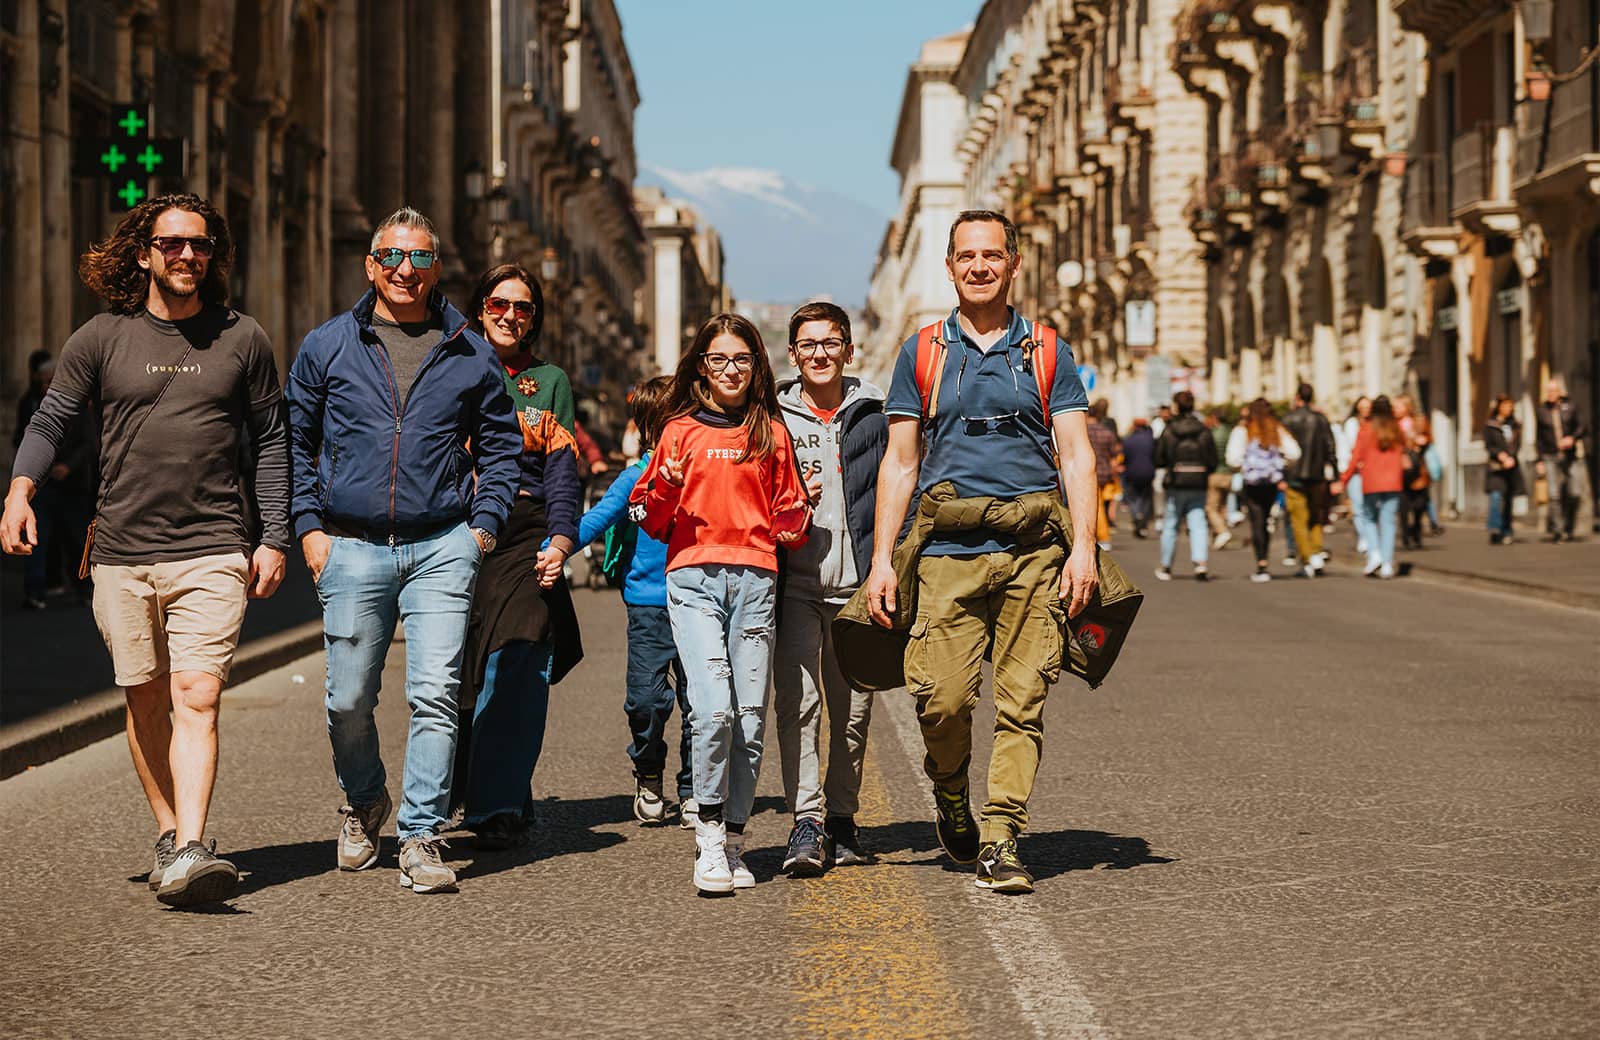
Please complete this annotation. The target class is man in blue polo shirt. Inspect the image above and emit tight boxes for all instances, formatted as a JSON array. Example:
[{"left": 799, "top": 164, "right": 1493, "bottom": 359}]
[{"left": 865, "top": 210, "right": 1097, "bottom": 894}]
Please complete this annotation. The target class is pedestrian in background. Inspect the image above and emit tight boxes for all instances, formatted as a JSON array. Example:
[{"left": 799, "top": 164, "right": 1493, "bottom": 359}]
[
  {"left": 773, "top": 301, "right": 886, "bottom": 876},
  {"left": 1227, "top": 398, "right": 1301, "bottom": 583},
  {"left": 1339, "top": 396, "right": 1374, "bottom": 555},
  {"left": 1282, "top": 382, "right": 1337, "bottom": 577},
  {"left": 454, "top": 264, "right": 584, "bottom": 850},
  {"left": 287, "top": 206, "right": 523, "bottom": 895},
  {"left": 1087, "top": 398, "right": 1123, "bottom": 549},
  {"left": 1483, "top": 394, "right": 1523, "bottom": 545},
  {"left": 576, "top": 376, "right": 691, "bottom": 826},
  {"left": 1400, "top": 415, "right": 1436, "bottom": 551},
  {"left": 1154, "top": 391, "right": 1216, "bottom": 581},
  {"left": 3, "top": 193, "right": 290, "bottom": 907},
  {"left": 1535, "top": 377, "right": 1587, "bottom": 542},
  {"left": 630, "top": 313, "right": 811, "bottom": 895},
  {"left": 13, "top": 352, "right": 97, "bottom": 608},
  {"left": 1338, "top": 395, "right": 1405, "bottom": 577},
  {"left": 1204, "top": 408, "right": 1237, "bottom": 549},
  {"left": 1121, "top": 417, "right": 1156, "bottom": 539}
]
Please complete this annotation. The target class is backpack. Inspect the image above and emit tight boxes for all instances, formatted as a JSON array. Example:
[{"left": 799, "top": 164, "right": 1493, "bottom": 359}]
[
  {"left": 1170, "top": 426, "right": 1212, "bottom": 478},
  {"left": 1241, "top": 439, "right": 1285, "bottom": 485},
  {"left": 600, "top": 518, "right": 637, "bottom": 586},
  {"left": 1403, "top": 448, "right": 1430, "bottom": 491},
  {"left": 913, "top": 319, "right": 1060, "bottom": 460}
]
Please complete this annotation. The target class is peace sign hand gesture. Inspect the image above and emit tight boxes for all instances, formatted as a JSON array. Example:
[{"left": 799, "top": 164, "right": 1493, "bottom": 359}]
[{"left": 658, "top": 435, "right": 687, "bottom": 487}]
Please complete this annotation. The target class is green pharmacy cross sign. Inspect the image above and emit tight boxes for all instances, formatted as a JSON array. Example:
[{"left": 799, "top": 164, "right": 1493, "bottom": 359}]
[{"left": 73, "top": 102, "right": 186, "bottom": 211}]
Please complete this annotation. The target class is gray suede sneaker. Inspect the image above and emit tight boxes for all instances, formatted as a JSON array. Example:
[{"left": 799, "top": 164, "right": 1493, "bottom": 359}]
[
  {"left": 148, "top": 829, "right": 178, "bottom": 891},
  {"left": 156, "top": 840, "right": 240, "bottom": 907},
  {"left": 337, "top": 789, "right": 392, "bottom": 871},
  {"left": 398, "top": 835, "right": 457, "bottom": 894}
]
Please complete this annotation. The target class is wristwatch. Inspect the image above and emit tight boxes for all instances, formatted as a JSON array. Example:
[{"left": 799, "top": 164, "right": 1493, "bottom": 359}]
[{"left": 470, "top": 527, "right": 497, "bottom": 555}]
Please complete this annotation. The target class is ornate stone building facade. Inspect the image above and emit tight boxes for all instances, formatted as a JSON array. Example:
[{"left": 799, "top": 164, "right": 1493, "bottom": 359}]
[
  {"left": 0, "top": 0, "right": 649, "bottom": 461},
  {"left": 635, "top": 184, "right": 731, "bottom": 376}
]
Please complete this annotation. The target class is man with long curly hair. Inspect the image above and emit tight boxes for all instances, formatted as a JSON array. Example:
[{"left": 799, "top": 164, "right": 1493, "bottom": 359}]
[{"left": 2, "top": 193, "right": 291, "bottom": 908}]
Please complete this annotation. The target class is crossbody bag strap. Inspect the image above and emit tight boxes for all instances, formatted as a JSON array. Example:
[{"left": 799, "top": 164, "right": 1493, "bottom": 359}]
[{"left": 78, "top": 342, "right": 194, "bottom": 578}]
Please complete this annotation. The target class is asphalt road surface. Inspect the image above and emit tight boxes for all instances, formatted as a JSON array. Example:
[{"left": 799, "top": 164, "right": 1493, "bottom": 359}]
[{"left": 2, "top": 536, "right": 1595, "bottom": 1039}]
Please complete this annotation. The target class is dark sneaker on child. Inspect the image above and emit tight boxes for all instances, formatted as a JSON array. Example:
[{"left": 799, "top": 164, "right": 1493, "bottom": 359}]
[
  {"left": 148, "top": 828, "right": 178, "bottom": 891},
  {"left": 933, "top": 785, "right": 980, "bottom": 865},
  {"left": 824, "top": 815, "right": 874, "bottom": 866},
  {"left": 633, "top": 774, "right": 668, "bottom": 825},
  {"left": 337, "top": 789, "right": 393, "bottom": 871},
  {"left": 782, "top": 817, "right": 826, "bottom": 877},
  {"left": 398, "top": 835, "right": 457, "bottom": 894},
  {"left": 471, "top": 811, "right": 530, "bottom": 851},
  {"left": 975, "top": 838, "right": 1034, "bottom": 894},
  {"left": 156, "top": 839, "right": 240, "bottom": 907}
]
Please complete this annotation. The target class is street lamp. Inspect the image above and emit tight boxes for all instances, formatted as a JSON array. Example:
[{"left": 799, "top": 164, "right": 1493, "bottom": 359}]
[
  {"left": 463, "top": 159, "right": 486, "bottom": 202},
  {"left": 540, "top": 247, "right": 561, "bottom": 284},
  {"left": 486, "top": 185, "right": 510, "bottom": 226},
  {"left": 1519, "top": 0, "right": 1553, "bottom": 44}
]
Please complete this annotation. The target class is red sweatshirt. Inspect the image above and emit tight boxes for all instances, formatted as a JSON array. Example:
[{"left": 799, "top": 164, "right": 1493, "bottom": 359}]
[
  {"left": 629, "top": 413, "right": 811, "bottom": 573},
  {"left": 1341, "top": 424, "right": 1405, "bottom": 493}
]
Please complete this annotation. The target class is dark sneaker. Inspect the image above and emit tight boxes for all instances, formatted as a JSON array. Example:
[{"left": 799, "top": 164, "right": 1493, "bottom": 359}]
[
  {"left": 148, "top": 829, "right": 178, "bottom": 891},
  {"left": 471, "top": 811, "right": 531, "bottom": 851},
  {"left": 782, "top": 817, "right": 827, "bottom": 877},
  {"left": 337, "top": 789, "right": 392, "bottom": 871},
  {"left": 825, "top": 815, "right": 874, "bottom": 866},
  {"left": 975, "top": 838, "right": 1034, "bottom": 894},
  {"left": 398, "top": 835, "right": 457, "bottom": 894},
  {"left": 156, "top": 839, "right": 240, "bottom": 907},
  {"left": 933, "top": 785, "right": 980, "bottom": 865}
]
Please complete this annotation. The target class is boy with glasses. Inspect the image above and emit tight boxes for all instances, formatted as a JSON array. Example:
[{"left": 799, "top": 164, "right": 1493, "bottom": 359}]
[
  {"left": 3, "top": 193, "right": 290, "bottom": 908},
  {"left": 773, "top": 302, "right": 888, "bottom": 874}
]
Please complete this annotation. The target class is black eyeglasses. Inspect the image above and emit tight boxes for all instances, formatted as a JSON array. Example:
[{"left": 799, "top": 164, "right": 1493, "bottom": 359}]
[
  {"left": 370, "top": 248, "right": 437, "bottom": 270},
  {"left": 793, "top": 337, "right": 847, "bottom": 358},
  {"left": 149, "top": 236, "right": 215, "bottom": 260},
  {"left": 955, "top": 347, "right": 1023, "bottom": 435},
  {"left": 703, "top": 354, "right": 755, "bottom": 373}
]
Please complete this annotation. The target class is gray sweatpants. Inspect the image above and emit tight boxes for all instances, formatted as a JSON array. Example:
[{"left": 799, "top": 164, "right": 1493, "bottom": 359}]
[{"left": 772, "top": 595, "right": 875, "bottom": 822}]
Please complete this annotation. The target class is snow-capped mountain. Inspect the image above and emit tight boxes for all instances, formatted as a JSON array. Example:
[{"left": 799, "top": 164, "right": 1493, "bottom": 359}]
[{"left": 640, "top": 165, "right": 885, "bottom": 308}]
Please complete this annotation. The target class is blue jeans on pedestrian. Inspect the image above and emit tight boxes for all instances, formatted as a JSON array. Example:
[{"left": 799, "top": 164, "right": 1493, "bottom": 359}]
[
  {"left": 666, "top": 563, "right": 777, "bottom": 826},
  {"left": 1161, "top": 487, "right": 1210, "bottom": 569},
  {"left": 463, "top": 639, "right": 552, "bottom": 826},
  {"left": 317, "top": 522, "right": 482, "bottom": 840},
  {"left": 1361, "top": 491, "right": 1401, "bottom": 567},
  {"left": 1487, "top": 489, "right": 1514, "bottom": 538},
  {"left": 1347, "top": 473, "right": 1375, "bottom": 551},
  {"left": 625, "top": 603, "right": 692, "bottom": 800}
]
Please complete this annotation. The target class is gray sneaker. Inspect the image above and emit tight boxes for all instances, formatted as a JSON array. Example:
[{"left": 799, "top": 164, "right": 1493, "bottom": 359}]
[
  {"left": 156, "top": 839, "right": 240, "bottom": 907},
  {"left": 337, "top": 789, "right": 392, "bottom": 871},
  {"left": 148, "top": 829, "right": 178, "bottom": 891},
  {"left": 398, "top": 835, "right": 458, "bottom": 894}
]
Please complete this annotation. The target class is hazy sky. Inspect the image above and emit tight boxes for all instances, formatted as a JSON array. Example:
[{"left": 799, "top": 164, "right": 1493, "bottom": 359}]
[{"left": 615, "top": 0, "right": 980, "bottom": 213}]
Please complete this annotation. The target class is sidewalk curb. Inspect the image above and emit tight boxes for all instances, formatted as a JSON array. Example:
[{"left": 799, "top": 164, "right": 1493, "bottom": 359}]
[
  {"left": 1330, "top": 552, "right": 1600, "bottom": 613},
  {"left": 0, "top": 620, "right": 325, "bottom": 780}
]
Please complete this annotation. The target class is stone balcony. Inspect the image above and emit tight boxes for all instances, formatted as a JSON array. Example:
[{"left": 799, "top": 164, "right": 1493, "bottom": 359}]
[
  {"left": 1451, "top": 122, "right": 1521, "bottom": 236},
  {"left": 1515, "top": 65, "right": 1600, "bottom": 212},
  {"left": 1394, "top": 0, "right": 1508, "bottom": 44},
  {"left": 1401, "top": 153, "right": 1459, "bottom": 258}
]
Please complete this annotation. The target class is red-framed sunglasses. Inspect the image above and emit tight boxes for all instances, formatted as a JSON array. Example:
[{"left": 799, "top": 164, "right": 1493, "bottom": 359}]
[{"left": 483, "top": 297, "right": 535, "bottom": 319}]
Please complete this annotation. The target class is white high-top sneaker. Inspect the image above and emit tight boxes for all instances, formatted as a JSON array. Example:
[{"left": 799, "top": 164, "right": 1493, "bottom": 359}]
[
  {"left": 724, "top": 830, "right": 756, "bottom": 889},
  {"left": 693, "top": 818, "right": 734, "bottom": 894}
]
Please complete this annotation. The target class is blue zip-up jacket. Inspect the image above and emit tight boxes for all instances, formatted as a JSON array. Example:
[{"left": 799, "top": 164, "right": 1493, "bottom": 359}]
[
  {"left": 286, "top": 289, "right": 522, "bottom": 540},
  {"left": 577, "top": 458, "right": 668, "bottom": 607}
]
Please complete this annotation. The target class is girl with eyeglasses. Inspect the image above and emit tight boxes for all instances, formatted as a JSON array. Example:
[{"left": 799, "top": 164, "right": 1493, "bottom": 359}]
[
  {"left": 629, "top": 313, "right": 812, "bottom": 895},
  {"left": 452, "top": 263, "right": 584, "bottom": 849}
]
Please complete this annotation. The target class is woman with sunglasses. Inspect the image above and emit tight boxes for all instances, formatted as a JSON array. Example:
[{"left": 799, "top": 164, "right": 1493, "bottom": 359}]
[
  {"left": 630, "top": 314, "right": 812, "bottom": 894},
  {"left": 453, "top": 264, "right": 584, "bottom": 849}
]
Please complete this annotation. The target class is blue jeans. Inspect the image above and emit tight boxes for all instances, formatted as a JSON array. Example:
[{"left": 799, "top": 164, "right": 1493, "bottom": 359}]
[
  {"left": 1347, "top": 473, "right": 1375, "bottom": 550},
  {"left": 1487, "top": 489, "right": 1514, "bottom": 538},
  {"left": 317, "top": 522, "right": 482, "bottom": 840},
  {"left": 625, "top": 603, "right": 692, "bottom": 800},
  {"left": 1361, "top": 491, "right": 1401, "bottom": 566},
  {"left": 463, "top": 640, "right": 552, "bottom": 826},
  {"left": 666, "top": 564, "right": 777, "bottom": 826},
  {"left": 1161, "top": 488, "right": 1210, "bottom": 568}
]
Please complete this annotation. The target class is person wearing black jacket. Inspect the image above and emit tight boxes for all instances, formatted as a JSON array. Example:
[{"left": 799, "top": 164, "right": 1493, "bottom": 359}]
[
  {"left": 1153, "top": 390, "right": 1217, "bottom": 580},
  {"left": 1534, "top": 378, "right": 1587, "bottom": 541},
  {"left": 1483, "top": 394, "right": 1524, "bottom": 544},
  {"left": 1121, "top": 418, "right": 1157, "bottom": 538},
  {"left": 1281, "top": 383, "right": 1338, "bottom": 576}
]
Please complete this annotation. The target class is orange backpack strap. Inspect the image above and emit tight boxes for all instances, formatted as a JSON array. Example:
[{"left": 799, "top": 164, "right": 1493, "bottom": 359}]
[
  {"left": 1031, "top": 322, "right": 1059, "bottom": 427},
  {"left": 913, "top": 322, "right": 947, "bottom": 422}
]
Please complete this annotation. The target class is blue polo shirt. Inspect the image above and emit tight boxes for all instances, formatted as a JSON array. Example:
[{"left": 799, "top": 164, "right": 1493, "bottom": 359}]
[{"left": 885, "top": 307, "right": 1088, "bottom": 555}]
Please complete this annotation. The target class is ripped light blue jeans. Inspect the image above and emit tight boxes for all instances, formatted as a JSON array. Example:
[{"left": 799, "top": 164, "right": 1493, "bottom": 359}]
[{"left": 666, "top": 563, "right": 777, "bottom": 826}]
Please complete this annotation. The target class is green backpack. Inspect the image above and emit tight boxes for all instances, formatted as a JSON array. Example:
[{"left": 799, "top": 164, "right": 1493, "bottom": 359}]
[{"left": 600, "top": 518, "right": 637, "bottom": 586}]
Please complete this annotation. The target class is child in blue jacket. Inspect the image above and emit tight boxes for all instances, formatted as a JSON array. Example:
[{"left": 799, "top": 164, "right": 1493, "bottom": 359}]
[{"left": 575, "top": 376, "right": 693, "bottom": 825}]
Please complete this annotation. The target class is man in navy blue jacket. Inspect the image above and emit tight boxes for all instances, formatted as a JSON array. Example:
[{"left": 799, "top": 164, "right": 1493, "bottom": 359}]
[{"left": 287, "top": 207, "right": 521, "bottom": 894}]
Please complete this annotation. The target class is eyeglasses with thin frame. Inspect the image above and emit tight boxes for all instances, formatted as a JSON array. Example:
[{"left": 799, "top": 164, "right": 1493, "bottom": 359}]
[
  {"left": 370, "top": 247, "right": 438, "bottom": 270},
  {"left": 792, "top": 337, "right": 847, "bottom": 358},
  {"left": 150, "top": 236, "right": 215, "bottom": 261},
  {"left": 483, "top": 297, "right": 535, "bottom": 320},
  {"left": 955, "top": 347, "right": 1023, "bottom": 435},
  {"left": 703, "top": 353, "right": 755, "bottom": 373}
]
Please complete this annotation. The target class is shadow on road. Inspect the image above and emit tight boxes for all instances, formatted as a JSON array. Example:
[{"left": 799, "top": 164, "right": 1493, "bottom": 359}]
[
  {"left": 863, "top": 820, "right": 1173, "bottom": 881},
  {"left": 451, "top": 794, "right": 632, "bottom": 881}
]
